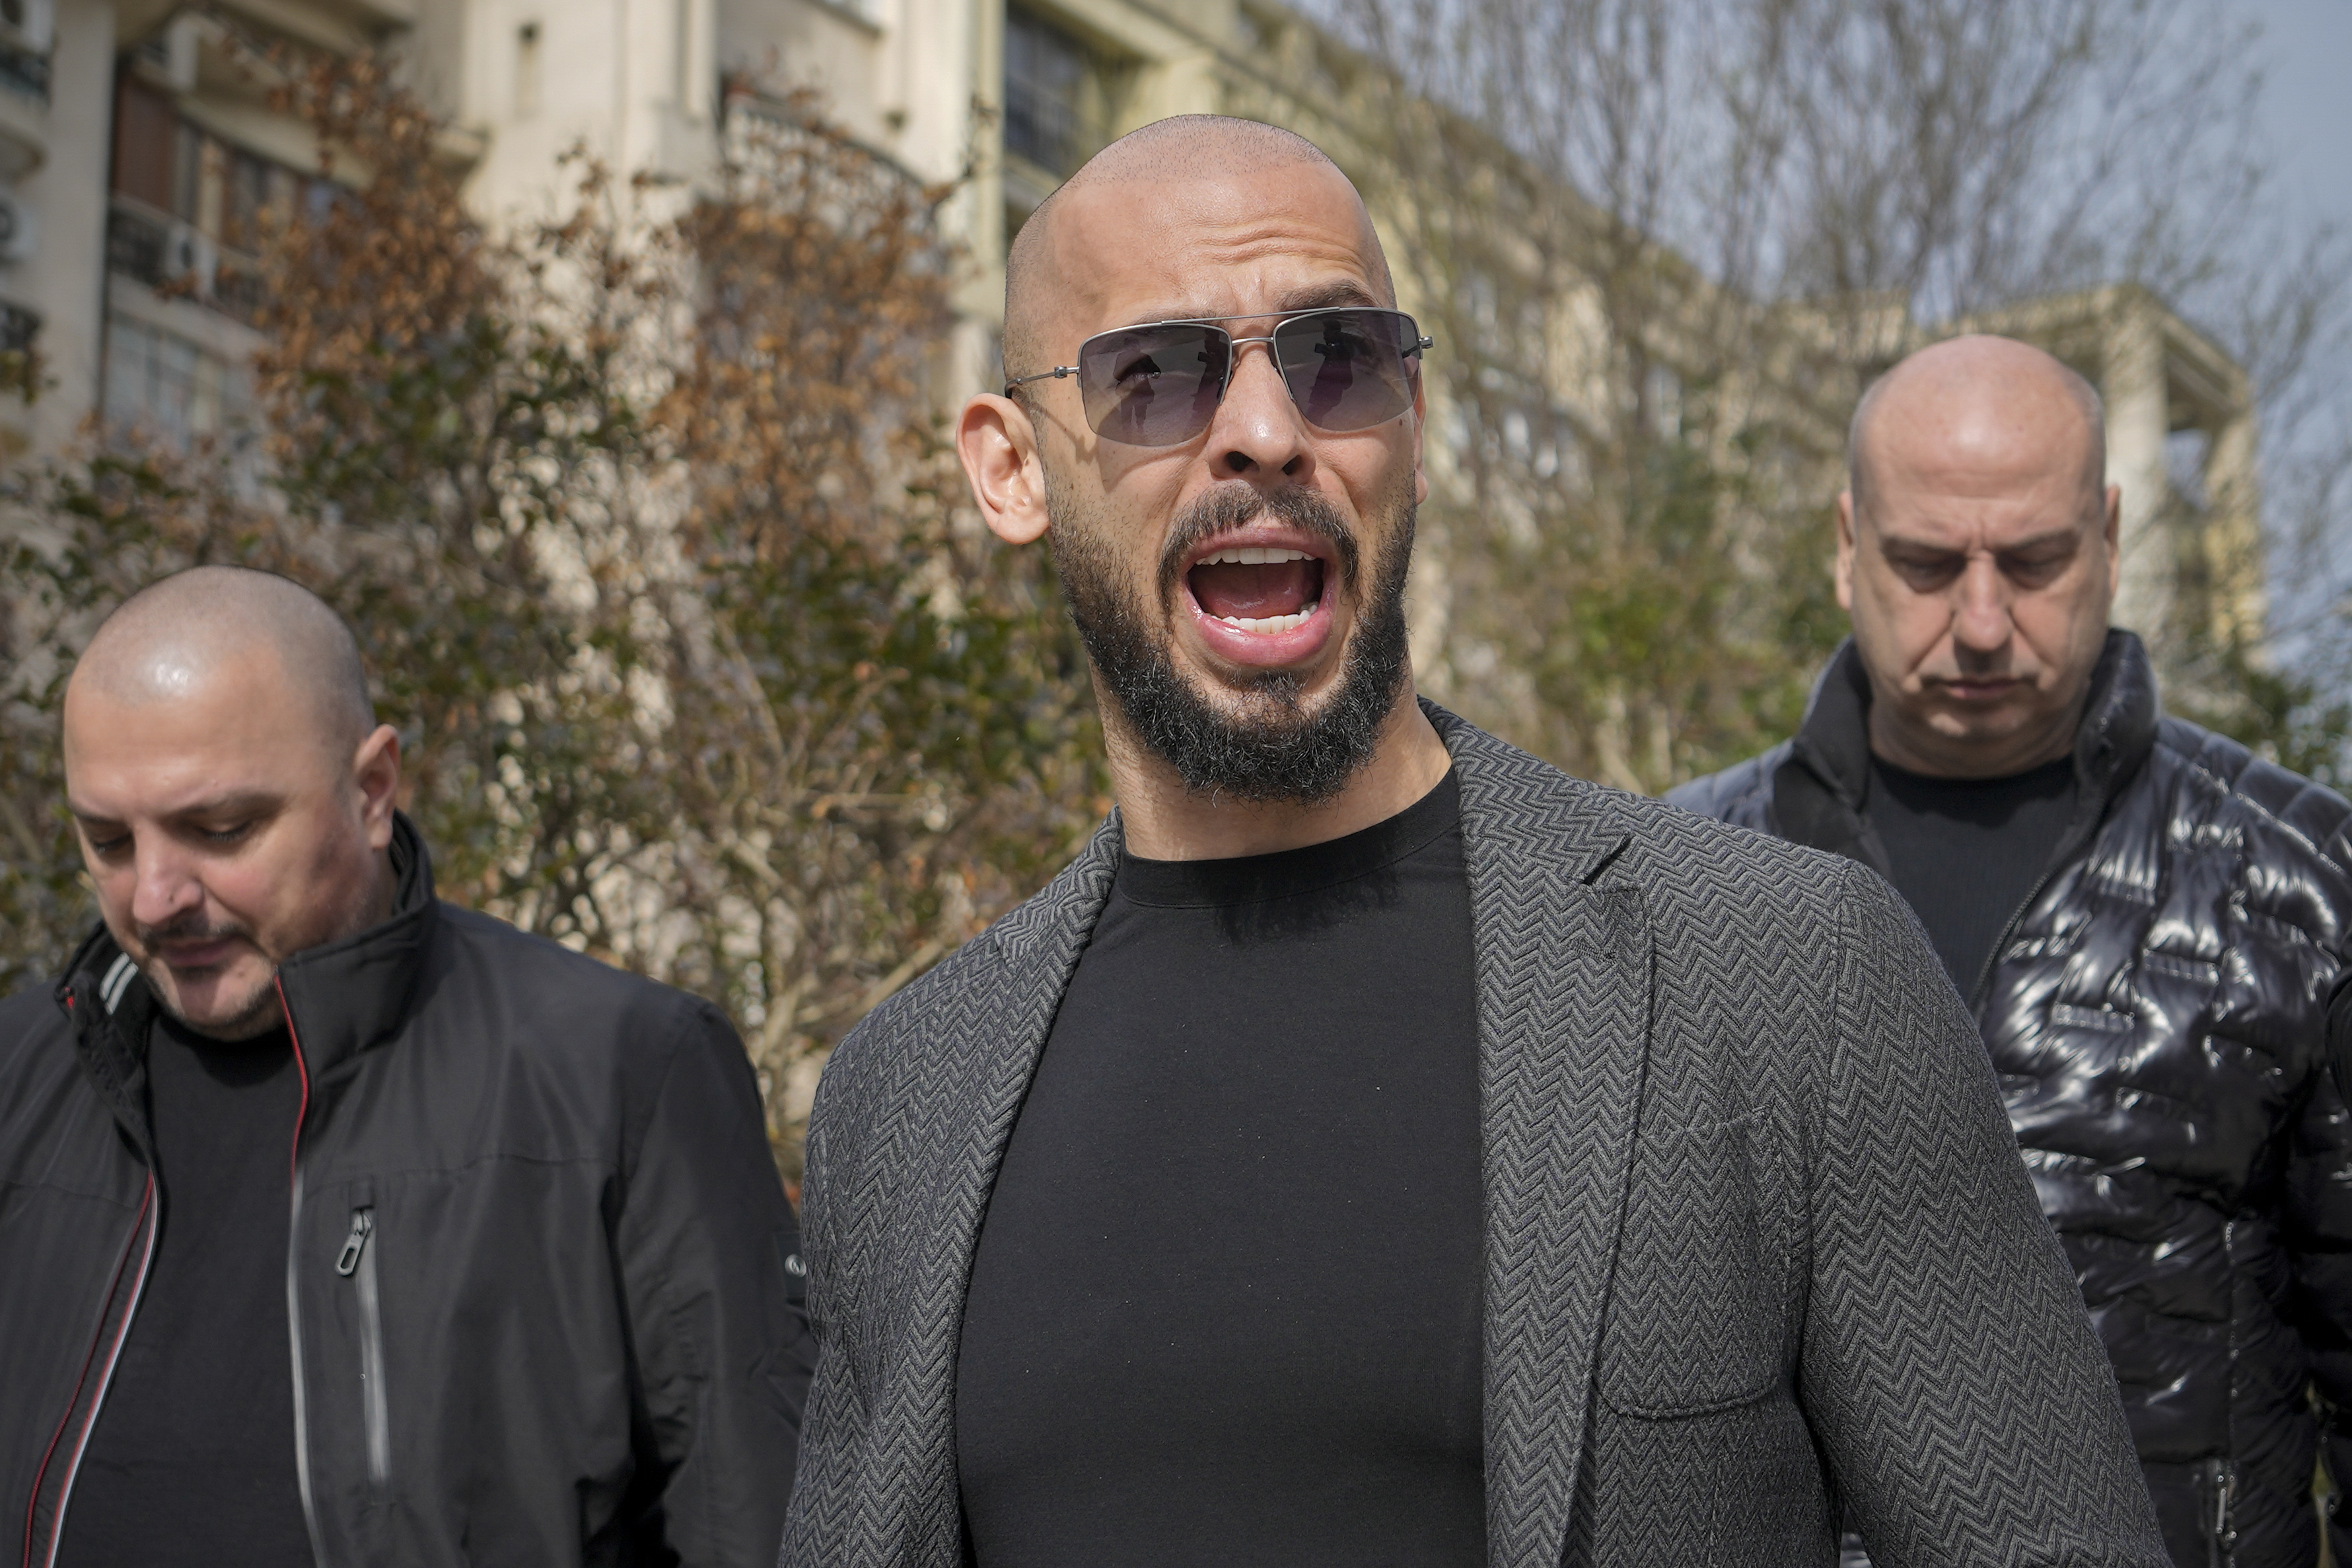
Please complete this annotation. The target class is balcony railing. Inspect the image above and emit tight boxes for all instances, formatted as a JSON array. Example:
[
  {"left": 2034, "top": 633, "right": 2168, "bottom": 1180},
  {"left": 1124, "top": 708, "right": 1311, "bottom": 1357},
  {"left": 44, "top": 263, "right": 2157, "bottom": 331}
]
[
  {"left": 0, "top": 42, "right": 48, "bottom": 104},
  {"left": 106, "top": 195, "right": 266, "bottom": 328}
]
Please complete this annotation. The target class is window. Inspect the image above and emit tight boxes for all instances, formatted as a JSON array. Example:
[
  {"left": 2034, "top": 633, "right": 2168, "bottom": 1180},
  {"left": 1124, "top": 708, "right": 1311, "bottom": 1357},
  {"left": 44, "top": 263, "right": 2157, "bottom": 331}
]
[
  {"left": 516, "top": 22, "right": 542, "bottom": 118},
  {"left": 111, "top": 77, "right": 178, "bottom": 213},
  {"left": 1003, "top": 9, "right": 1089, "bottom": 177},
  {"left": 101, "top": 316, "right": 252, "bottom": 447},
  {"left": 109, "top": 83, "right": 324, "bottom": 325},
  {"left": 0, "top": 0, "right": 54, "bottom": 48}
]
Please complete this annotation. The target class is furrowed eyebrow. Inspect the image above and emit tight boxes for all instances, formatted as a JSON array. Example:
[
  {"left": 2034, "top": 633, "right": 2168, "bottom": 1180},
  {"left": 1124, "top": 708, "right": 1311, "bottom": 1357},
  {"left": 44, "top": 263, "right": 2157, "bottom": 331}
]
[
  {"left": 1273, "top": 279, "right": 1382, "bottom": 314},
  {"left": 1877, "top": 528, "right": 2081, "bottom": 559},
  {"left": 169, "top": 792, "right": 281, "bottom": 821},
  {"left": 69, "top": 792, "right": 281, "bottom": 834},
  {"left": 1995, "top": 530, "right": 2082, "bottom": 556},
  {"left": 1876, "top": 535, "right": 1966, "bottom": 559}
]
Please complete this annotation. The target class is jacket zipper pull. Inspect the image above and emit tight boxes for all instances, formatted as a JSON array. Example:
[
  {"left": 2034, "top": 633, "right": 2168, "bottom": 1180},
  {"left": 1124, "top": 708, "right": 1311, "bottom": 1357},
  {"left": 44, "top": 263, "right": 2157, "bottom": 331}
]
[{"left": 335, "top": 1209, "right": 373, "bottom": 1277}]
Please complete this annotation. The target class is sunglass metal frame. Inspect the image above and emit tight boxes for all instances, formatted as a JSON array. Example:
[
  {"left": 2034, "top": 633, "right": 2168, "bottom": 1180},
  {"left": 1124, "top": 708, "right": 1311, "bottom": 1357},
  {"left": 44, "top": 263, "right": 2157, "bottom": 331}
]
[{"left": 1005, "top": 306, "right": 1433, "bottom": 447}]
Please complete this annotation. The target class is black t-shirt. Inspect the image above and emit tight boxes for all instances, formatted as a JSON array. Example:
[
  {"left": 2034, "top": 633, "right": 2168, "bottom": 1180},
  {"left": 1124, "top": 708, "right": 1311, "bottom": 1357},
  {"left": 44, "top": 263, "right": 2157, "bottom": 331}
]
[
  {"left": 56, "top": 1010, "right": 313, "bottom": 1568},
  {"left": 1867, "top": 753, "right": 2079, "bottom": 996},
  {"left": 956, "top": 771, "right": 1485, "bottom": 1567}
]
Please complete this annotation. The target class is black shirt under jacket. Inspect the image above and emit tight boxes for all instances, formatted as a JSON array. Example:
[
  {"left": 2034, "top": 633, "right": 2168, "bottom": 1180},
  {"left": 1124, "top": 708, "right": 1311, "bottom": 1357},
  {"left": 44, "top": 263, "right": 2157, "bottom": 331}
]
[
  {"left": 56, "top": 1013, "right": 313, "bottom": 1568},
  {"left": 955, "top": 770, "right": 1485, "bottom": 1568},
  {"left": 1867, "top": 753, "right": 2077, "bottom": 993}
]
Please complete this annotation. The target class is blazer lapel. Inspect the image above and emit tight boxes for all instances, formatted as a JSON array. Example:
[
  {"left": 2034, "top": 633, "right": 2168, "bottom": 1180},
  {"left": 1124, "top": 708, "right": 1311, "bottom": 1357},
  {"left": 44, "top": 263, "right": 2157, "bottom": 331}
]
[
  {"left": 1435, "top": 705, "right": 1655, "bottom": 1568},
  {"left": 870, "top": 814, "right": 1122, "bottom": 1561}
]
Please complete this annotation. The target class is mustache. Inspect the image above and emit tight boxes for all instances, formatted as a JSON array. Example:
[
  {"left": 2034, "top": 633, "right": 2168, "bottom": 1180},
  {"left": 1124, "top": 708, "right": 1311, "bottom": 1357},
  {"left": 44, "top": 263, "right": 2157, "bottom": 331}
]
[
  {"left": 135, "top": 914, "right": 252, "bottom": 953},
  {"left": 1157, "top": 485, "right": 1361, "bottom": 609}
]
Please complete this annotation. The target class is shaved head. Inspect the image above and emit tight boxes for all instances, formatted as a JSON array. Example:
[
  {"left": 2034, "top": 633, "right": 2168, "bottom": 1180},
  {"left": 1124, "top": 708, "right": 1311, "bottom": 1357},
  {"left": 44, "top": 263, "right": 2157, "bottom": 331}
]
[
  {"left": 957, "top": 105, "right": 1439, "bottom": 853},
  {"left": 1849, "top": 335, "right": 2106, "bottom": 521},
  {"left": 1003, "top": 116, "right": 1393, "bottom": 389},
  {"left": 61, "top": 567, "right": 399, "bottom": 1038},
  {"left": 71, "top": 566, "right": 374, "bottom": 753},
  {"left": 1833, "top": 332, "right": 2123, "bottom": 779}
]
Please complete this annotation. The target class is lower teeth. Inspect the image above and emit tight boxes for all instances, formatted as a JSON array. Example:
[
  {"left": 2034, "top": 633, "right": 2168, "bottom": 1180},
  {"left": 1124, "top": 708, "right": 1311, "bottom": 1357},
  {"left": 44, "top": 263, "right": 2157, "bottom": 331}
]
[{"left": 1218, "top": 600, "right": 1318, "bottom": 634}]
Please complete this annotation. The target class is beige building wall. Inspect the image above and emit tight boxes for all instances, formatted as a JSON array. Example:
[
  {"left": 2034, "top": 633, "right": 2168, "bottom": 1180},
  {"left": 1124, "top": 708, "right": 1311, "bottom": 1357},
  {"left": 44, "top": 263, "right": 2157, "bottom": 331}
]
[
  {"left": 8, "top": 2, "right": 117, "bottom": 457},
  {"left": 13, "top": 0, "right": 2273, "bottom": 663}
]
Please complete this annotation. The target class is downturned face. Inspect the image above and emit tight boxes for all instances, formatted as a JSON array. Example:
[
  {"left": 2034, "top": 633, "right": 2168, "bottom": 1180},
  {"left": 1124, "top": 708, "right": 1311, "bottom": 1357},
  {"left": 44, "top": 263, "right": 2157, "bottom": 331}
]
[
  {"left": 1837, "top": 369, "right": 2118, "bottom": 778},
  {"left": 62, "top": 647, "right": 396, "bottom": 1038},
  {"left": 1018, "top": 161, "right": 1429, "bottom": 799}
]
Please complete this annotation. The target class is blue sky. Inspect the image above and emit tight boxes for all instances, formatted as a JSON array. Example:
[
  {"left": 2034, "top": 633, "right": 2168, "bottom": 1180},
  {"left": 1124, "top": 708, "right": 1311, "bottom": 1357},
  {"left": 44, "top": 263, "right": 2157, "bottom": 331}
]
[{"left": 2244, "top": 0, "right": 2352, "bottom": 240}]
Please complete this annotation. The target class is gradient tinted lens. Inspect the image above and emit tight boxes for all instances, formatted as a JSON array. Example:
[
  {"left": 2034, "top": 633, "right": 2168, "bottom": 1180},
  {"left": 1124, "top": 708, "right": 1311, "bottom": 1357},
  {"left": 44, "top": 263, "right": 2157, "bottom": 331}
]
[
  {"left": 1274, "top": 310, "right": 1419, "bottom": 432},
  {"left": 1078, "top": 324, "right": 1232, "bottom": 447}
]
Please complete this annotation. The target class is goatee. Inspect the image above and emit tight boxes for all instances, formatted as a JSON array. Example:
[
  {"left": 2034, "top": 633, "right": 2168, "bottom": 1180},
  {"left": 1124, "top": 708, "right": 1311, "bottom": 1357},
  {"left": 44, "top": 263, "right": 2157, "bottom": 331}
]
[{"left": 1049, "top": 483, "right": 1414, "bottom": 806}]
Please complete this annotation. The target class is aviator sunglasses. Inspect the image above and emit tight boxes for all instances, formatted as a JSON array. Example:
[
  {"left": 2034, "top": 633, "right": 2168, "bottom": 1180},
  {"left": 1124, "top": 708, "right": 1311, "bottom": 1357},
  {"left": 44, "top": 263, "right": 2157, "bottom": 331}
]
[{"left": 1007, "top": 307, "right": 1433, "bottom": 448}]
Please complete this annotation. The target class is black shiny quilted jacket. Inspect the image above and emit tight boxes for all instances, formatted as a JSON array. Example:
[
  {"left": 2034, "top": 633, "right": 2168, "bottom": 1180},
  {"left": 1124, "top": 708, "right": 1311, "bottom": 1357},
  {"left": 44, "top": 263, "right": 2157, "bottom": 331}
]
[{"left": 1669, "top": 631, "right": 2352, "bottom": 1568}]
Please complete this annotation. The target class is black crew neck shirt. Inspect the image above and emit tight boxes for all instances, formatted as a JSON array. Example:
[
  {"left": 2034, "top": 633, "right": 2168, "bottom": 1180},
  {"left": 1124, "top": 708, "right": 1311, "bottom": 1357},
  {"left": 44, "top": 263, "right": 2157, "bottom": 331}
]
[
  {"left": 955, "top": 771, "right": 1485, "bottom": 1568},
  {"left": 56, "top": 1009, "right": 313, "bottom": 1568},
  {"left": 1867, "top": 752, "right": 2079, "bottom": 996}
]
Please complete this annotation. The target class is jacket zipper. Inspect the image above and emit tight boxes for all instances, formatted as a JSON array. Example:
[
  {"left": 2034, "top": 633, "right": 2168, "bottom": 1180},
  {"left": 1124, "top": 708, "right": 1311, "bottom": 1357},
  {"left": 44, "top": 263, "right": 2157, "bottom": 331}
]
[
  {"left": 2205, "top": 1455, "right": 2236, "bottom": 1567},
  {"left": 277, "top": 975, "right": 330, "bottom": 1568},
  {"left": 28, "top": 1172, "right": 159, "bottom": 1568},
  {"left": 335, "top": 1209, "right": 390, "bottom": 1487}
]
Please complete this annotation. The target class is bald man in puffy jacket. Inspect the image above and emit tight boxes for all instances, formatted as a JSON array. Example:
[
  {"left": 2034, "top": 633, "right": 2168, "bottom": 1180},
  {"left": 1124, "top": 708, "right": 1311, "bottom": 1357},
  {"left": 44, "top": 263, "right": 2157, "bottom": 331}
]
[{"left": 1672, "top": 336, "right": 2352, "bottom": 1568}]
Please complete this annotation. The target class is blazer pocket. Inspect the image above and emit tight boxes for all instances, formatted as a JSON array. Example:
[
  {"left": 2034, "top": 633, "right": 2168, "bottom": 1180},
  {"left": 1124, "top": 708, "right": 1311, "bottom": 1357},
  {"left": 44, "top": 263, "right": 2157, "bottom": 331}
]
[{"left": 1599, "top": 1111, "right": 1789, "bottom": 1417}]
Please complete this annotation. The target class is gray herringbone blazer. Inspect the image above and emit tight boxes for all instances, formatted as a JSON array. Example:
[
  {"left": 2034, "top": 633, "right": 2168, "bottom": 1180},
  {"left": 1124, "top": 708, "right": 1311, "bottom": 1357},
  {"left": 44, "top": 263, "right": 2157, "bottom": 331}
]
[{"left": 777, "top": 706, "right": 2167, "bottom": 1568}]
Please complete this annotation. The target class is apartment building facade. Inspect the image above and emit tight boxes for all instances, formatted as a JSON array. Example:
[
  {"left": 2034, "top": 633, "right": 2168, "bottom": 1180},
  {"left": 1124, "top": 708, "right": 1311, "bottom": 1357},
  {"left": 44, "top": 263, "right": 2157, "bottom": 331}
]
[{"left": 0, "top": 0, "right": 2266, "bottom": 652}]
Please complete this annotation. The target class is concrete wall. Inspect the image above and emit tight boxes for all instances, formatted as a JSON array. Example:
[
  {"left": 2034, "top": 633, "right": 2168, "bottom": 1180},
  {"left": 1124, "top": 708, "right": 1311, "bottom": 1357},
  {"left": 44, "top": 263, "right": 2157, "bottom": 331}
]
[{"left": 5, "top": 1, "right": 116, "bottom": 455}]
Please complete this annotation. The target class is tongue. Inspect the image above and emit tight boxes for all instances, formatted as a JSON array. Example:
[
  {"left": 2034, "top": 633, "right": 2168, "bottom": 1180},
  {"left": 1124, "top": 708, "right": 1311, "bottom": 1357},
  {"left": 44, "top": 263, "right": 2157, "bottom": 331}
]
[{"left": 1190, "top": 560, "right": 1320, "bottom": 620}]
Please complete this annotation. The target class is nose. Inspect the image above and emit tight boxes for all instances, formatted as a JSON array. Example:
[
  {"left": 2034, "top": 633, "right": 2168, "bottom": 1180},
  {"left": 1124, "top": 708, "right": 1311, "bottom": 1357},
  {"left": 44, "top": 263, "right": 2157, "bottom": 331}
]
[
  {"left": 129, "top": 838, "right": 205, "bottom": 933},
  {"left": 1950, "top": 553, "right": 2013, "bottom": 657},
  {"left": 1208, "top": 339, "right": 1314, "bottom": 483}
]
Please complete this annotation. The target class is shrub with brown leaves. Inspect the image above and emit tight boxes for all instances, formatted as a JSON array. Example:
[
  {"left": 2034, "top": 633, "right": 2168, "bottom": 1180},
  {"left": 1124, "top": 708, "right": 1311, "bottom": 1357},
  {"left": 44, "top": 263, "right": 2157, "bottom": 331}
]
[{"left": 0, "top": 55, "right": 1103, "bottom": 1183}]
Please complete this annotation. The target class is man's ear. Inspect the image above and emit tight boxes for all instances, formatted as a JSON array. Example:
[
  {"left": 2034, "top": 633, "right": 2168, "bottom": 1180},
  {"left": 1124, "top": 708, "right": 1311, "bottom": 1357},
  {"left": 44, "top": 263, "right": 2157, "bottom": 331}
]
[
  {"left": 353, "top": 723, "right": 402, "bottom": 852},
  {"left": 957, "top": 394, "right": 1050, "bottom": 546},
  {"left": 1834, "top": 490, "right": 1859, "bottom": 614}
]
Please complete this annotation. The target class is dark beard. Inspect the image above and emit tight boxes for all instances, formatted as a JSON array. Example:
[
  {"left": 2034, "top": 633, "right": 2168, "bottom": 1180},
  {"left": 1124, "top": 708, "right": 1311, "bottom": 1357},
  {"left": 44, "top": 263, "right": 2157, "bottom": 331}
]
[{"left": 1049, "top": 482, "right": 1415, "bottom": 806}]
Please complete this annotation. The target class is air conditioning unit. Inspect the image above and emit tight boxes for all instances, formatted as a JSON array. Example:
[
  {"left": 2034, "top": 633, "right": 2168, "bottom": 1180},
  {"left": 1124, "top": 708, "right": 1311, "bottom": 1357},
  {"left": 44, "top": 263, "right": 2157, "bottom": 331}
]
[
  {"left": 0, "top": 0, "right": 55, "bottom": 57},
  {"left": 0, "top": 190, "right": 31, "bottom": 263},
  {"left": 164, "top": 222, "right": 217, "bottom": 295}
]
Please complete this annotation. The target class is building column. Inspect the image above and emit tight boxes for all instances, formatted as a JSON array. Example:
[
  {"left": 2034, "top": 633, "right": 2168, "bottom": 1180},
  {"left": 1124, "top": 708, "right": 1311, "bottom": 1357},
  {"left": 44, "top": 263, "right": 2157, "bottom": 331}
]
[
  {"left": 2102, "top": 295, "right": 2172, "bottom": 639},
  {"left": 2202, "top": 406, "right": 2265, "bottom": 653},
  {"left": 17, "top": 0, "right": 116, "bottom": 454}
]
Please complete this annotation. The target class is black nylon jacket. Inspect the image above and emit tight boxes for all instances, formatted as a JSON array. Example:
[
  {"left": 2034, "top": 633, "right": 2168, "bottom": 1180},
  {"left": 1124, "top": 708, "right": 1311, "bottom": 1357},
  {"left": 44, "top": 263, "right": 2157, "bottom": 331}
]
[
  {"left": 1, "top": 816, "right": 814, "bottom": 1568},
  {"left": 1668, "top": 631, "right": 2352, "bottom": 1568}
]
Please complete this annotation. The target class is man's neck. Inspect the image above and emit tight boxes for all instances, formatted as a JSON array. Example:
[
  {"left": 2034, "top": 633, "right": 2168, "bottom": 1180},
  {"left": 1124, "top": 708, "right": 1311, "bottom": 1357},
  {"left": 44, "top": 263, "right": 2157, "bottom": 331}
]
[
  {"left": 1106, "top": 687, "right": 1454, "bottom": 861},
  {"left": 1865, "top": 699, "right": 2085, "bottom": 781}
]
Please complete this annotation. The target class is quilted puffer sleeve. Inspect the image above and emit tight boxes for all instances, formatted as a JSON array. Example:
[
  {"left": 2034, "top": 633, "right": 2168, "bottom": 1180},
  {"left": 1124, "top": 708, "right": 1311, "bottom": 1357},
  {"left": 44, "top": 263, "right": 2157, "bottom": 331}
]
[
  {"left": 2287, "top": 978, "right": 2352, "bottom": 1557},
  {"left": 1800, "top": 863, "right": 2168, "bottom": 1567}
]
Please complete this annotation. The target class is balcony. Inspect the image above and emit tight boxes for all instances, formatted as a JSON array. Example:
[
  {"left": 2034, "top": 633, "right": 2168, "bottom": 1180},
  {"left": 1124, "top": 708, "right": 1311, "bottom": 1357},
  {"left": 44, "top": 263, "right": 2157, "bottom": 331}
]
[
  {"left": 106, "top": 195, "right": 267, "bottom": 328},
  {"left": 0, "top": 40, "right": 45, "bottom": 102}
]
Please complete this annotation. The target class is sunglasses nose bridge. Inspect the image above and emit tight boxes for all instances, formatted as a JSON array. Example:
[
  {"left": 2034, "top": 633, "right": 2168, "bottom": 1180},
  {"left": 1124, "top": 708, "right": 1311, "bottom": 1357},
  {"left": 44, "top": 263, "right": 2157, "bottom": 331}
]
[{"left": 1215, "top": 334, "right": 1308, "bottom": 431}]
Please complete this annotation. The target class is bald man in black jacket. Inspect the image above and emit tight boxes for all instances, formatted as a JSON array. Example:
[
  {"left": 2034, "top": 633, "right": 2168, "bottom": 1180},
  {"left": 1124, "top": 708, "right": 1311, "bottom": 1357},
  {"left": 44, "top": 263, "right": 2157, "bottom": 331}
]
[{"left": 1, "top": 565, "right": 812, "bottom": 1568}]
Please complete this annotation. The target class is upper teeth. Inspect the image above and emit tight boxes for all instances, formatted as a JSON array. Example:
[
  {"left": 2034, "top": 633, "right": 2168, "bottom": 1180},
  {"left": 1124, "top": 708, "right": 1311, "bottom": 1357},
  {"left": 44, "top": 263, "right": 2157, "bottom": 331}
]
[{"left": 1199, "top": 547, "right": 1312, "bottom": 565}]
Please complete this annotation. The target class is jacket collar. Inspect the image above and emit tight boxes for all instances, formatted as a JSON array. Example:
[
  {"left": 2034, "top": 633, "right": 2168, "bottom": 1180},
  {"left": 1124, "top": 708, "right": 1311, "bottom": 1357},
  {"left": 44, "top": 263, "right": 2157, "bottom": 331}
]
[
  {"left": 275, "top": 812, "right": 437, "bottom": 1080},
  {"left": 915, "top": 703, "right": 1651, "bottom": 1568},
  {"left": 53, "top": 812, "right": 441, "bottom": 1111},
  {"left": 1777, "top": 628, "right": 2160, "bottom": 858}
]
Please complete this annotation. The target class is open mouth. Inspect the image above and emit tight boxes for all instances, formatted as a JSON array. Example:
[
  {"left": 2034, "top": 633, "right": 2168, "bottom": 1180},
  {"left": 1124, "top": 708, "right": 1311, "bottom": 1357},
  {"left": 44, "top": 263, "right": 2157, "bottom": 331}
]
[{"left": 1186, "top": 546, "right": 1327, "bottom": 635}]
